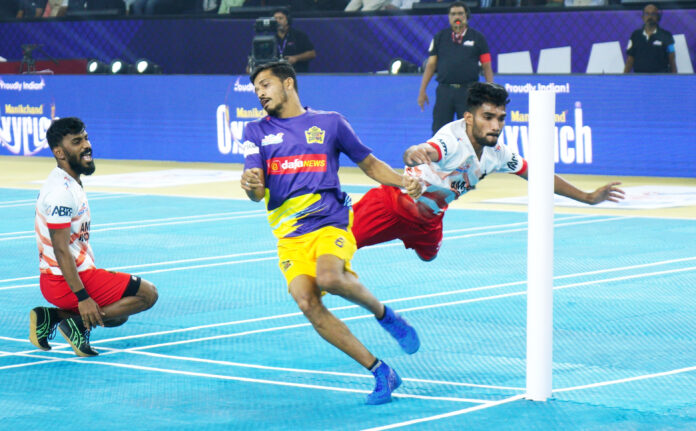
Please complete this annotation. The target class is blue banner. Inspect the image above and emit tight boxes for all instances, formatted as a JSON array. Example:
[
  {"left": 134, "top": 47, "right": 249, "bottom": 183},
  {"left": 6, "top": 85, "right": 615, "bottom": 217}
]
[{"left": 1, "top": 74, "right": 694, "bottom": 177}]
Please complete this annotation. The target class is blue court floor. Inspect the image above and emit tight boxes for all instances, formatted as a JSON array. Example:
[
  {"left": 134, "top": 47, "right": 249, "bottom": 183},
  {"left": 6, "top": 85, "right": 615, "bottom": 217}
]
[{"left": 1, "top": 187, "right": 695, "bottom": 430}]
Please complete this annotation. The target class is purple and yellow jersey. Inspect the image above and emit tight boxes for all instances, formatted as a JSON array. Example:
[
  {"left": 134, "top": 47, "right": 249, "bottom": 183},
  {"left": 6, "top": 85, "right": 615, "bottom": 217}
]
[{"left": 242, "top": 108, "right": 372, "bottom": 239}]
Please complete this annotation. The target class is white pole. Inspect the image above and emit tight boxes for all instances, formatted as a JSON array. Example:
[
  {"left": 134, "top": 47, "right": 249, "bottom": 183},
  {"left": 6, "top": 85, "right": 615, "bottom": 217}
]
[{"left": 526, "top": 89, "right": 555, "bottom": 401}]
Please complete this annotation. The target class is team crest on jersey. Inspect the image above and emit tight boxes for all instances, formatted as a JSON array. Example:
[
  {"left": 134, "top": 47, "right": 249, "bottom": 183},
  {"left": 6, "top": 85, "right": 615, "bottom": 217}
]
[
  {"left": 304, "top": 126, "right": 325, "bottom": 144},
  {"left": 77, "top": 202, "right": 88, "bottom": 216},
  {"left": 262, "top": 133, "right": 284, "bottom": 146},
  {"left": 281, "top": 260, "right": 292, "bottom": 272}
]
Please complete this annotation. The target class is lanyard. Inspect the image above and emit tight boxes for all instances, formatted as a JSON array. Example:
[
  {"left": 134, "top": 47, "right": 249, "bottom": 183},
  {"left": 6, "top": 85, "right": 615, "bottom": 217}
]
[{"left": 278, "top": 37, "right": 288, "bottom": 57}]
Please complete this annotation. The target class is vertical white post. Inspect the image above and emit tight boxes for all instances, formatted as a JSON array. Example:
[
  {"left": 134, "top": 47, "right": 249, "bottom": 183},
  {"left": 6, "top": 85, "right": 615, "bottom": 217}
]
[{"left": 526, "top": 90, "right": 555, "bottom": 401}]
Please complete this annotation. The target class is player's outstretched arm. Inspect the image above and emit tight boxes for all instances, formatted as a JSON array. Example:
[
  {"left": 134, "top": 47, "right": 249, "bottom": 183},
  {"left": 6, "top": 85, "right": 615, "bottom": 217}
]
[
  {"left": 519, "top": 171, "right": 625, "bottom": 205},
  {"left": 357, "top": 154, "right": 405, "bottom": 189},
  {"left": 241, "top": 168, "right": 265, "bottom": 202},
  {"left": 403, "top": 143, "right": 439, "bottom": 166}
]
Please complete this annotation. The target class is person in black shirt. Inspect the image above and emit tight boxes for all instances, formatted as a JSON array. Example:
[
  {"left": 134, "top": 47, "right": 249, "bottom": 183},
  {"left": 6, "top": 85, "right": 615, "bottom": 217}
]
[
  {"left": 273, "top": 8, "right": 316, "bottom": 73},
  {"left": 624, "top": 3, "right": 677, "bottom": 74},
  {"left": 418, "top": 1, "right": 494, "bottom": 135}
]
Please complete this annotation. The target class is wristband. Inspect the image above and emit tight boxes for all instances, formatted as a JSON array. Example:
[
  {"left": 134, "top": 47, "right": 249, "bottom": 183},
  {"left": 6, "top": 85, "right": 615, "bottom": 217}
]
[{"left": 74, "top": 289, "right": 90, "bottom": 302}]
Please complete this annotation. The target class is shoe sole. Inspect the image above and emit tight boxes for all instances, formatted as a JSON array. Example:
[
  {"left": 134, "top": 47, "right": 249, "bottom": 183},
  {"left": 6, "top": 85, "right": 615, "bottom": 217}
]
[
  {"left": 58, "top": 326, "right": 98, "bottom": 357},
  {"left": 29, "top": 309, "right": 50, "bottom": 351}
]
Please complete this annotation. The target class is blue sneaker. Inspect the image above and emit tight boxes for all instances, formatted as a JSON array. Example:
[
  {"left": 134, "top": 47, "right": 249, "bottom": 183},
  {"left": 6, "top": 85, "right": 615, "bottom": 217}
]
[
  {"left": 366, "top": 361, "right": 402, "bottom": 405},
  {"left": 377, "top": 306, "right": 420, "bottom": 354}
]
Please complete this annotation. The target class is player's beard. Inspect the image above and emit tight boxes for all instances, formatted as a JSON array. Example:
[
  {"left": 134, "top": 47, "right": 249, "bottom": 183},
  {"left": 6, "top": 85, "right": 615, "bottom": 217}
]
[
  {"left": 68, "top": 149, "right": 96, "bottom": 176},
  {"left": 472, "top": 123, "right": 499, "bottom": 147},
  {"left": 265, "top": 89, "right": 289, "bottom": 118}
]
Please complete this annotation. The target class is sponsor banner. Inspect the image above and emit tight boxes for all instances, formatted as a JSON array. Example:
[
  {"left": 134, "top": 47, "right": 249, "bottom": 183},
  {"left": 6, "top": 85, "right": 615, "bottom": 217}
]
[
  {"left": 1, "top": 74, "right": 694, "bottom": 178},
  {"left": 267, "top": 154, "right": 328, "bottom": 175}
]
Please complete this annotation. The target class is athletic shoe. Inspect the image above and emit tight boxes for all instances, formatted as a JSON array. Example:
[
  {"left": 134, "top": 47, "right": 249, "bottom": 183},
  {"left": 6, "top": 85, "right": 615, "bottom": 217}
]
[
  {"left": 58, "top": 318, "right": 98, "bottom": 357},
  {"left": 377, "top": 306, "right": 420, "bottom": 354},
  {"left": 415, "top": 249, "right": 437, "bottom": 262},
  {"left": 366, "top": 361, "right": 402, "bottom": 405},
  {"left": 29, "top": 307, "right": 60, "bottom": 351}
]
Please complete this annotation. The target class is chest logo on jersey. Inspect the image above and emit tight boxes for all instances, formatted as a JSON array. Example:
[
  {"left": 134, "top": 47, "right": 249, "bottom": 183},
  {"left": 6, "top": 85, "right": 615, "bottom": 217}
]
[
  {"left": 262, "top": 133, "right": 284, "bottom": 146},
  {"left": 51, "top": 206, "right": 72, "bottom": 217},
  {"left": 463, "top": 40, "right": 475, "bottom": 47},
  {"left": 305, "top": 126, "right": 325, "bottom": 144},
  {"left": 267, "top": 154, "right": 327, "bottom": 175}
]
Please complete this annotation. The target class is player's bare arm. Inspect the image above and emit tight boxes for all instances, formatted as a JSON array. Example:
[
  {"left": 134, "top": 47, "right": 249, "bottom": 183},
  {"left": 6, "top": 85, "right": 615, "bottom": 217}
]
[
  {"left": 403, "top": 143, "right": 439, "bottom": 166},
  {"left": 48, "top": 227, "right": 104, "bottom": 330},
  {"left": 357, "top": 154, "right": 407, "bottom": 189},
  {"left": 519, "top": 171, "right": 625, "bottom": 205},
  {"left": 241, "top": 167, "right": 265, "bottom": 202}
]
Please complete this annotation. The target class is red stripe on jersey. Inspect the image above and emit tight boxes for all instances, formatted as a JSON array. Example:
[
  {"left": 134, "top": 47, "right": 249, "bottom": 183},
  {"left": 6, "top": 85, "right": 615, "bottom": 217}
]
[
  {"left": 480, "top": 53, "right": 491, "bottom": 63},
  {"left": 47, "top": 222, "right": 71, "bottom": 229},
  {"left": 515, "top": 158, "right": 529, "bottom": 176},
  {"left": 427, "top": 142, "right": 442, "bottom": 162}
]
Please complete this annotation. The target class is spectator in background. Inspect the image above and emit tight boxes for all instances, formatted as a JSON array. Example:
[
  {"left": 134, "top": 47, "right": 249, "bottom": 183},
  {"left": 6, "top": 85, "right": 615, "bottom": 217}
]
[
  {"left": 382, "top": 0, "right": 418, "bottom": 10},
  {"left": 132, "top": 0, "right": 192, "bottom": 14},
  {"left": 345, "top": 0, "right": 390, "bottom": 11},
  {"left": 42, "top": 0, "right": 68, "bottom": 16},
  {"left": 624, "top": 3, "right": 677, "bottom": 73},
  {"left": 418, "top": 1, "right": 493, "bottom": 134},
  {"left": 272, "top": 8, "right": 316, "bottom": 73},
  {"left": 292, "top": 0, "right": 347, "bottom": 11},
  {"left": 217, "top": 0, "right": 242, "bottom": 13},
  {"left": 17, "top": 0, "right": 44, "bottom": 17}
]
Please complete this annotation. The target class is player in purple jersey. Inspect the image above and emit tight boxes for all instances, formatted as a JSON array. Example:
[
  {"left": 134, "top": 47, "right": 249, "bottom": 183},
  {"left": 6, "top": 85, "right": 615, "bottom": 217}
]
[{"left": 241, "top": 61, "right": 421, "bottom": 405}]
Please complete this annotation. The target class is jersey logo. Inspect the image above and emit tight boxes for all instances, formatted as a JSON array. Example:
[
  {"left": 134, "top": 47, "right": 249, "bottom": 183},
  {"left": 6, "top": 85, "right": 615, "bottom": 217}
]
[
  {"left": 305, "top": 126, "right": 325, "bottom": 144},
  {"left": 653, "top": 40, "right": 663, "bottom": 46},
  {"left": 76, "top": 202, "right": 88, "bottom": 217},
  {"left": 262, "top": 133, "right": 284, "bottom": 146},
  {"left": 267, "top": 154, "right": 327, "bottom": 175},
  {"left": 437, "top": 139, "right": 448, "bottom": 156},
  {"left": 335, "top": 237, "right": 345, "bottom": 248},
  {"left": 281, "top": 260, "right": 292, "bottom": 272},
  {"left": 463, "top": 40, "right": 475, "bottom": 46},
  {"left": 507, "top": 154, "right": 520, "bottom": 171},
  {"left": 51, "top": 206, "right": 72, "bottom": 217}
]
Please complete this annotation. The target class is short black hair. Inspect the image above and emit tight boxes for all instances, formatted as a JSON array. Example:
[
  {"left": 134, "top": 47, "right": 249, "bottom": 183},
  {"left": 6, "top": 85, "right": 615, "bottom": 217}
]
[
  {"left": 449, "top": 1, "right": 470, "bottom": 17},
  {"left": 46, "top": 117, "right": 85, "bottom": 150},
  {"left": 467, "top": 82, "right": 510, "bottom": 112},
  {"left": 272, "top": 7, "right": 290, "bottom": 20},
  {"left": 250, "top": 60, "right": 298, "bottom": 91}
]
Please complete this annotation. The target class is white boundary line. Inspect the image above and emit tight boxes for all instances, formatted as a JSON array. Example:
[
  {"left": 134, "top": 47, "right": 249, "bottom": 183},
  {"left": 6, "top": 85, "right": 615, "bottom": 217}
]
[
  {"left": 0, "top": 215, "right": 632, "bottom": 286},
  {"left": 553, "top": 365, "right": 696, "bottom": 393},
  {"left": 0, "top": 193, "right": 136, "bottom": 209},
  {"left": 361, "top": 394, "right": 527, "bottom": 431}
]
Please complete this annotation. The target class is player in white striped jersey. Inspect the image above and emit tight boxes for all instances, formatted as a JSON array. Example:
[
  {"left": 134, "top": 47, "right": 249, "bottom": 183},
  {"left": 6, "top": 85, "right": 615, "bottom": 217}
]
[
  {"left": 353, "top": 82, "right": 625, "bottom": 261},
  {"left": 30, "top": 117, "right": 158, "bottom": 357}
]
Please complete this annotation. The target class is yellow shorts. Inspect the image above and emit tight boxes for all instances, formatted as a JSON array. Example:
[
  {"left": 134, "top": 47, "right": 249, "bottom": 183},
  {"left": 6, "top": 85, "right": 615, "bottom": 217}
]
[{"left": 277, "top": 225, "right": 358, "bottom": 286}]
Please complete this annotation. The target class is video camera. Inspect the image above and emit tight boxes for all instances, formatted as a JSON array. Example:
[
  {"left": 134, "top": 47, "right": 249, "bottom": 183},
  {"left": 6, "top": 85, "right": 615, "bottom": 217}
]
[{"left": 248, "top": 17, "right": 280, "bottom": 71}]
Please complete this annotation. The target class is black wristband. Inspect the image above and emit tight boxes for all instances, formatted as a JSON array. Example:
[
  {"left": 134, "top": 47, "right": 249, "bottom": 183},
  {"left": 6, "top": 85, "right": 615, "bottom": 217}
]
[{"left": 74, "top": 288, "right": 90, "bottom": 302}]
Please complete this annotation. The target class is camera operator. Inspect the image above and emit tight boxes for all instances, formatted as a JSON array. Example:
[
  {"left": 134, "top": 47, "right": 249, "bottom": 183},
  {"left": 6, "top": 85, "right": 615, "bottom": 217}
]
[{"left": 271, "top": 8, "right": 316, "bottom": 73}]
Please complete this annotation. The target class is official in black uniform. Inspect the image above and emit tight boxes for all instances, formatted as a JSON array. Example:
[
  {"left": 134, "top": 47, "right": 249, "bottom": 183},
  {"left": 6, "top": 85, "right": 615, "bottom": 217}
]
[
  {"left": 273, "top": 8, "right": 316, "bottom": 73},
  {"left": 418, "top": 1, "right": 494, "bottom": 135},
  {"left": 623, "top": 3, "right": 677, "bottom": 73}
]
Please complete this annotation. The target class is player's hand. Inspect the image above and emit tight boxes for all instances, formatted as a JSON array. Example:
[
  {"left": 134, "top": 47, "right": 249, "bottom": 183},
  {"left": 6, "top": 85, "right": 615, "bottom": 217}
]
[
  {"left": 403, "top": 175, "right": 424, "bottom": 199},
  {"left": 77, "top": 297, "right": 105, "bottom": 331},
  {"left": 284, "top": 55, "right": 297, "bottom": 65},
  {"left": 417, "top": 91, "right": 429, "bottom": 111},
  {"left": 404, "top": 144, "right": 432, "bottom": 166},
  {"left": 587, "top": 181, "right": 625, "bottom": 205},
  {"left": 241, "top": 168, "right": 265, "bottom": 192}
]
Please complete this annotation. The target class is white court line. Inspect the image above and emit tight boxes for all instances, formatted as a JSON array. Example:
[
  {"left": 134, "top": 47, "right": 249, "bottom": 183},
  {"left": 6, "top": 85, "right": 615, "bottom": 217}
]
[
  {"left": 553, "top": 365, "right": 696, "bottom": 393},
  {"left": 124, "top": 350, "right": 523, "bottom": 391},
  {"left": 362, "top": 394, "right": 527, "bottom": 431},
  {"left": 0, "top": 215, "right": 629, "bottom": 285},
  {"left": 0, "top": 209, "right": 265, "bottom": 237},
  {"left": 74, "top": 265, "right": 696, "bottom": 354},
  {"left": 0, "top": 213, "right": 266, "bottom": 242},
  {"left": 0, "top": 193, "right": 135, "bottom": 209}
]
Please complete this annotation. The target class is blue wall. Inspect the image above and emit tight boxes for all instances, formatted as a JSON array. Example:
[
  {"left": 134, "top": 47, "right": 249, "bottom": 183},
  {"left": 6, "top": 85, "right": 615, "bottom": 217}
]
[{"left": 1, "top": 74, "right": 695, "bottom": 177}]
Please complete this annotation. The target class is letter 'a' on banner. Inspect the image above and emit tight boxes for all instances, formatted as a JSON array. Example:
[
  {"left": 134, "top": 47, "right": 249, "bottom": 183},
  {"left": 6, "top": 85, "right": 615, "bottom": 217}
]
[{"left": 526, "top": 89, "right": 555, "bottom": 402}]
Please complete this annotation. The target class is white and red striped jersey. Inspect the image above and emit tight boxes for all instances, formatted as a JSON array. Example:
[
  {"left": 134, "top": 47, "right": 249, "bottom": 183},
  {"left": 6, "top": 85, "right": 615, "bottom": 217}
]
[
  {"left": 35, "top": 167, "right": 95, "bottom": 275},
  {"left": 405, "top": 119, "right": 527, "bottom": 218}
]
